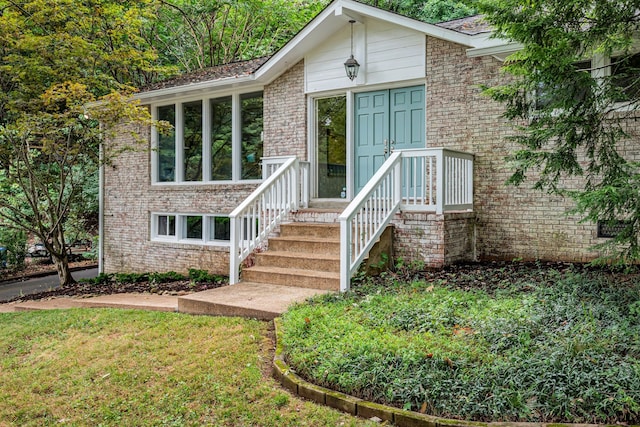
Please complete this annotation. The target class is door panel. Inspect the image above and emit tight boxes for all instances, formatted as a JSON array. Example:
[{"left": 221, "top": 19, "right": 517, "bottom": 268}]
[
  {"left": 354, "top": 86, "right": 425, "bottom": 195},
  {"left": 391, "top": 86, "right": 425, "bottom": 197},
  {"left": 355, "top": 90, "right": 389, "bottom": 193}
]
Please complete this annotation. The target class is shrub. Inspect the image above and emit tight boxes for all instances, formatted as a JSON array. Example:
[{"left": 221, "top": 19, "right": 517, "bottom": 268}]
[
  {"left": 149, "top": 271, "right": 185, "bottom": 284},
  {"left": 188, "top": 268, "right": 222, "bottom": 284},
  {"left": 281, "top": 264, "right": 640, "bottom": 424}
]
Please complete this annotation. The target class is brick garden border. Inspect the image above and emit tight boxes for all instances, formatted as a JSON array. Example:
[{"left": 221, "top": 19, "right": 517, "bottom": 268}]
[{"left": 272, "top": 318, "right": 613, "bottom": 427}]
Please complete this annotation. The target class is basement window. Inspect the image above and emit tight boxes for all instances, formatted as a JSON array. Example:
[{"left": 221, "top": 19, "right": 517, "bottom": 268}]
[
  {"left": 151, "top": 213, "right": 230, "bottom": 246},
  {"left": 597, "top": 220, "right": 631, "bottom": 238}
]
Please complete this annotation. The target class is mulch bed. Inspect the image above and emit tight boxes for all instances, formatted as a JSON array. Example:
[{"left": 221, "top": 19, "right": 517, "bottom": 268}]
[{"left": 4, "top": 260, "right": 637, "bottom": 305}]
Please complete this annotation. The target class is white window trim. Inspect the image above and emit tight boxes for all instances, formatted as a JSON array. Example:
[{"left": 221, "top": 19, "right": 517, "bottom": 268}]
[
  {"left": 150, "top": 87, "right": 264, "bottom": 185},
  {"left": 150, "top": 213, "right": 231, "bottom": 247}
]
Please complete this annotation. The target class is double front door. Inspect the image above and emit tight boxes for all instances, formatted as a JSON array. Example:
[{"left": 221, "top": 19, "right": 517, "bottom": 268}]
[{"left": 354, "top": 85, "right": 425, "bottom": 194}]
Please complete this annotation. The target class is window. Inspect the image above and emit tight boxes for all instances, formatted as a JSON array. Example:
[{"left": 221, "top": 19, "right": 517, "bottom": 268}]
[
  {"left": 183, "top": 101, "right": 203, "bottom": 181},
  {"left": 151, "top": 213, "right": 230, "bottom": 245},
  {"left": 534, "top": 60, "right": 592, "bottom": 111},
  {"left": 209, "top": 216, "right": 230, "bottom": 241},
  {"left": 611, "top": 53, "right": 640, "bottom": 102},
  {"left": 157, "top": 106, "right": 176, "bottom": 182},
  {"left": 316, "top": 96, "right": 347, "bottom": 198},
  {"left": 153, "top": 90, "right": 263, "bottom": 184},
  {"left": 156, "top": 215, "right": 176, "bottom": 238},
  {"left": 241, "top": 92, "right": 264, "bottom": 180},
  {"left": 211, "top": 96, "right": 233, "bottom": 180},
  {"left": 184, "top": 216, "right": 203, "bottom": 240}
]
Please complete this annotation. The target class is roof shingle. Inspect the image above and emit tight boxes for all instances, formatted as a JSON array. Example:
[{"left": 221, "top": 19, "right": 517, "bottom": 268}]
[{"left": 140, "top": 56, "right": 270, "bottom": 93}]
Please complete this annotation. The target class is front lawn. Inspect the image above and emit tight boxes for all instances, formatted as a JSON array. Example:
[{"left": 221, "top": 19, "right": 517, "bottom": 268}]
[
  {"left": 0, "top": 309, "right": 374, "bottom": 426},
  {"left": 280, "top": 262, "right": 640, "bottom": 424}
]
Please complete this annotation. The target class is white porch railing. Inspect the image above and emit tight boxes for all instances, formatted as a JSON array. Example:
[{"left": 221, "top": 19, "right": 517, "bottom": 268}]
[
  {"left": 229, "top": 156, "right": 308, "bottom": 284},
  {"left": 338, "top": 148, "right": 474, "bottom": 291}
]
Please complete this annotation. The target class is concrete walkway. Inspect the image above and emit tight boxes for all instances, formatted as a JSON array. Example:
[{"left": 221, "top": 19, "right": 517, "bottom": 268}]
[
  {"left": 0, "top": 283, "right": 331, "bottom": 317},
  {"left": 0, "top": 293, "right": 179, "bottom": 313}
]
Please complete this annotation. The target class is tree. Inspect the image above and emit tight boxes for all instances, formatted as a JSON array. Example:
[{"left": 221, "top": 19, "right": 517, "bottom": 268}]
[
  {"left": 150, "top": 0, "right": 326, "bottom": 72},
  {"left": 476, "top": 0, "right": 640, "bottom": 261},
  {"left": 361, "top": 0, "right": 475, "bottom": 23},
  {"left": 0, "top": 0, "right": 166, "bottom": 285}
]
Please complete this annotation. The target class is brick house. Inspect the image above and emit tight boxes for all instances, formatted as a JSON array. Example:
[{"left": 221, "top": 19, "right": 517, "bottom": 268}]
[{"left": 101, "top": 0, "right": 630, "bottom": 292}]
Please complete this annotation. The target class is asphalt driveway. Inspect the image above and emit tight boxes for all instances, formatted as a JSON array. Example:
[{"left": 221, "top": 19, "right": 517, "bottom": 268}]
[{"left": 0, "top": 267, "right": 98, "bottom": 302}]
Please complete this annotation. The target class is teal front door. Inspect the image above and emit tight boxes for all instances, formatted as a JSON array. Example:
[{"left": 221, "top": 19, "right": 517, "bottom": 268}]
[{"left": 354, "top": 85, "right": 425, "bottom": 194}]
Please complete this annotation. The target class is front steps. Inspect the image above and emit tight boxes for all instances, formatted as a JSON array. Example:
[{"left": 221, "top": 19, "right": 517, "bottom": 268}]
[
  {"left": 243, "top": 223, "right": 341, "bottom": 291},
  {"left": 178, "top": 220, "right": 342, "bottom": 319}
]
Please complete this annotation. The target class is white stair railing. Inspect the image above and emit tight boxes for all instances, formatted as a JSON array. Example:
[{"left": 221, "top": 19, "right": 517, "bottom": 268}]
[
  {"left": 338, "top": 148, "right": 474, "bottom": 291},
  {"left": 338, "top": 152, "right": 403, "bottom": 292},
  {"left": 229, "top": 156, "right": 305, "bottom": 284}
]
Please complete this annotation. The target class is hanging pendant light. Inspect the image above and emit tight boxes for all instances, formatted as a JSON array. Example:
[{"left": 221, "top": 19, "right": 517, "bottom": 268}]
[{"left": 344, "top": 20, "right": 360, "bottom": 81}]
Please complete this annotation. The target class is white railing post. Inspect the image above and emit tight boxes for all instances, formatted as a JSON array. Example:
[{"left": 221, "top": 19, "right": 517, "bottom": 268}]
[
  {"left": 230, "top": 216, "right": 240, "bottom": 284},
  {"left": 435, "top": 149, "right": 445, "bottom": 214},
  {"left": 339, "top": 218, "right": 350, "bottom": 292}
]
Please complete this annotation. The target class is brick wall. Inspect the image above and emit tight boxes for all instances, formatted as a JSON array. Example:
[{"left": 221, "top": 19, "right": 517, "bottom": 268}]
[
  {"left": 103, "top": 122, "right": 258, "bottom": 275},
  {"left": 103, "top": 62, "right": 309, "bottom": 275},
  {"left": 425, "top": 36, "right": 640, "bottom": 262},
  {"left": 263, "top": 60, "right": 307, "bottom": 159}
]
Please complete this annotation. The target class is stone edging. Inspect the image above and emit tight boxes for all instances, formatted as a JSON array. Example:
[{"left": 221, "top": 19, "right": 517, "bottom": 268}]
[{"left": 272, "top": 318, "right": 617, "bottom": 427}]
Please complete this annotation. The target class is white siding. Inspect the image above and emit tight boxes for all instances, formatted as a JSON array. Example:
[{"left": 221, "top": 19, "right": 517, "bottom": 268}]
[{"left": 305, "top": 19, "right": 425, "bottom": 93}]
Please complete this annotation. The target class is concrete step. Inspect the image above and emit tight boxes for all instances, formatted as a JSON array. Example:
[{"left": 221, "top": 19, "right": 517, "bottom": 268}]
[
  {"left": 279, "top": 222, "right": 340, "bottom": 239},
  {"left": 241, "top": 266, "right": 340, "bottom": 291},
  {"left": 177, "top": 283, "right": 332, "bottom": 320},
  {"left": 268, "top": 236, "right": 340, "bottom": 254},
  {"left": 254, "top": 251, "right": 340, "bottom": 272}
]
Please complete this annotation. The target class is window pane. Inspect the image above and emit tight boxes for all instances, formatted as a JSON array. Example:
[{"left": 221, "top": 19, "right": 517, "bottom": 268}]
[
  {"left": 157, "top": 105, "right": 175, "bottom": 182},
  {"left": 183, "top": 101, "right": 203, "bottom": 181},
  {"left": 184, "top": 216, "right": 203, "bottom": 239},
  {"left": 211, "top": 97, "right": 233, "bottom": 180},
  {"left": 210, "top": 216, "right": 230, "bottom": 241},
  {"left": 317, "top": 96, "right": 347, "bottom": 198},
  {"left": 157, "top": 215, "right": 176, "bottom": 237},
  {"left": 241, "top": 92, "right": 263, "bottom": 180},
  {"left": 158, "top": 216, "right": 167, "bottom": 236},
  {"left": 612, "top": 54, "right": 640, "bottom": 101}
]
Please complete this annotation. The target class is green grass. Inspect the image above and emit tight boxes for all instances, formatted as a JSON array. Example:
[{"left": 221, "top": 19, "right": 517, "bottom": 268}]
[
  {"left": 281, "top": 264, "right": 640, "bottom": 424},
  {"left": 0, "top": 309, "right": 375, "bottom": 427}
]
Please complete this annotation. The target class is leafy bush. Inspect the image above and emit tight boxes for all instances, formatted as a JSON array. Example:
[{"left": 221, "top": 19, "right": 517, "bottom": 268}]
[
  {"left": 188, "top": 268, "right": 222, "bottom": 284},
  {"left": 281, "top": 264, "right": 640, "bottom": 424},
  {"left": 149, "top": 271, "right": 185, "bottom": 284},
  {"left": 0, "top": 227, "right": 27, "bottom": 270}
]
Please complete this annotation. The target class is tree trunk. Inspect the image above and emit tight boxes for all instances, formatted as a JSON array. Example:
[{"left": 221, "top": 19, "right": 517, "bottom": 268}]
[{"left": 52, "top": 251, "right": 76, "bottom": 286}]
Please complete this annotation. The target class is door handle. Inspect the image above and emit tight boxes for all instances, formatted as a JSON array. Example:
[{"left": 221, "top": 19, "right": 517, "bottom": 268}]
[
  {"left": 390, "top": 140, "right": 395, "bottom": 153},
  {"left": 383, "top": 139, "right": 389, "bottom": 155}
]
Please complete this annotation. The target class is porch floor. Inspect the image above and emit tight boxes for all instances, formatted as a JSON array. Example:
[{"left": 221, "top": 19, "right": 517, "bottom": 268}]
[{"left": 177, "top": 282, "right": 332, "bottom": 320}]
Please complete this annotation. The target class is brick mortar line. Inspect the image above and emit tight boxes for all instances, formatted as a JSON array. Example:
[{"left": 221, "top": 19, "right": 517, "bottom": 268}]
[{"left": 271, "top": 318, "right": 618, "bottom": 427}]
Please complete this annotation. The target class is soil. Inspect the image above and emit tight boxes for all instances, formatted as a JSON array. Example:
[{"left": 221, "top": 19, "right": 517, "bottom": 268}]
[
  {"left": 1, "top": 260, "right": 224, "bottom": 304},
  {"left": 4, "top": 259, "right": 636, "bottom": 305}
]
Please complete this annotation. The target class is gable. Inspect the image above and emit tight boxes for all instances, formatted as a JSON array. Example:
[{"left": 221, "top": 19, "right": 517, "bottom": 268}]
[{"left": 305, "top": 18, "right": 425, "bottom": 93}]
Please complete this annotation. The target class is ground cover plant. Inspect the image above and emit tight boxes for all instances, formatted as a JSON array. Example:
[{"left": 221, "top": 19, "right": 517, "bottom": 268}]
[
  {"left": 281, "top": 262, "right": 640, "bottom": 424},
  {"left": 0, "top": 309, "right": 374, "bottom": 427}
]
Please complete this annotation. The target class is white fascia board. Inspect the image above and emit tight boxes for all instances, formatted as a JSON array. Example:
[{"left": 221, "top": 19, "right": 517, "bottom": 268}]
[
  {"left": 466, "top": 41, "right": 523, "bottom": 59},
  {"left": 134, "top": 75, "right": 255, "bottom": 104},
  {"left": 253, "top": 4, "right": 340, "bottom": 82}
]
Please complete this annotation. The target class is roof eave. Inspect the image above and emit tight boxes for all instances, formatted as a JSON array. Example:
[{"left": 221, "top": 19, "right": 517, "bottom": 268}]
[
  {"left": 466, "top": 41, "right": 522, "bottom": 61},
  {"left": 135, "top": 74, "right": 256, "bottom": 104}
]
